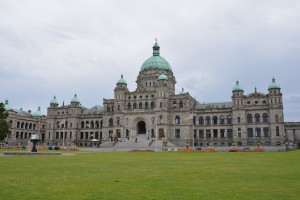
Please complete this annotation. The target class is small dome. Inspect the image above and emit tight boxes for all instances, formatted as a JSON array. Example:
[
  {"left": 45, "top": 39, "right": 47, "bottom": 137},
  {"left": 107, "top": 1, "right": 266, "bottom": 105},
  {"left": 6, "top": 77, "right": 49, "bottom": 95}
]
[
  {"left": 268, "top": 78, "right": 280, "bottom": 89},
  {"left": 4, "top": 100, "right": 13, "bottom": 111},
  {"left": 117, "top": 74, "right": 127, "bottom": 85},
  {"left": 140, "top": 41, "right": 172, "bottom": 72},
  {"left": 158, "top": 72, "right": 168, "bottom": 80},
  {"left": 232, "top": 81, "right": 244, "bottom": 92},
  {"left": 32, "top": 106, "right": 44, "bottom": 117},
  {"left": 50, "top": 96, "right": 59, "bottom": 105},
  {"left": 71, "top": 94, "right": 80, "bottom": 103},
  {"left": 179, "top": 88, "right": 187, "bottom": 95}
]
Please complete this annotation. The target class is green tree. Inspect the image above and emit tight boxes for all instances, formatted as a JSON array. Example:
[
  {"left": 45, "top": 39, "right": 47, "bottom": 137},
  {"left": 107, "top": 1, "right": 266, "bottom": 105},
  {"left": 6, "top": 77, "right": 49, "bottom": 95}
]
[{"left": 0, "top": 102, "right": 10, "bottom": 142}]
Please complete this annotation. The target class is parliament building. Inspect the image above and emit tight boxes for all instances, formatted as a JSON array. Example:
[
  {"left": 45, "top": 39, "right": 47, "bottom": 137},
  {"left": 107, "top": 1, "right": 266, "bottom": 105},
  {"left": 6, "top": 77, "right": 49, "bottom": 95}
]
[{"left": 4, "top": 41, "right": 290, "bottom": 148}]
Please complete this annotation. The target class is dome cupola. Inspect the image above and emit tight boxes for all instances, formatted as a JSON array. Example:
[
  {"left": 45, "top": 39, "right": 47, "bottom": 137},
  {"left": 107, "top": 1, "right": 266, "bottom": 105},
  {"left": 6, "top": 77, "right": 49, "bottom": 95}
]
[
  {"left": 140, "top": 40, "right": 172, "bottom": 72},
  {"left": 71, "top": 94, "right": 80, "bottom": 103},
  {"left": 232, "top": 81, "right": 244, "bottom": 92},
  {"left": 50, "top": 96, "right": 59, "bottom": 105},
  {"left": 117, "top": 74, "right": 127, "bottom": 85},
  {"left": 32, "top": 106, "right": 44, "bottom": 117},
  {"left": 158, "top": 72, "right": 168, "bottom": 80},
  {"left": 4, "top": 99, "right": 13, "bottom": 111},
  {"left": 268, "top": 78, "right": 280, "bottom": 90},
  {"left": 179, "top": 88, "right": 187, "bottom": 95}
]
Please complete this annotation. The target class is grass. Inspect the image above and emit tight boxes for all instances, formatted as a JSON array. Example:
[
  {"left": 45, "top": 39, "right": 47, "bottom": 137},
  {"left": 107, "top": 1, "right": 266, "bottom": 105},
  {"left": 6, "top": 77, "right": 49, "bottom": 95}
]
[{"left": 0, "top": 150, "right": 300, "bottom": 200}]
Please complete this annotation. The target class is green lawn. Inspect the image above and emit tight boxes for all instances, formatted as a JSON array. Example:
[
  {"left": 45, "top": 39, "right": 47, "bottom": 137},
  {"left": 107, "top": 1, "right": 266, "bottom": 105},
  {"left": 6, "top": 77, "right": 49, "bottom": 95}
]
[{"left": 0, "top": 150, "right": 299, "bottom": 200}]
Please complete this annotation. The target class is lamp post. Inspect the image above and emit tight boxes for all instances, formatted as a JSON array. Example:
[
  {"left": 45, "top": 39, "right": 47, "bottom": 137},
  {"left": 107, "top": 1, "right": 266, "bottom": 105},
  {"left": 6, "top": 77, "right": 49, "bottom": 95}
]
[{"left": 30, "top": 133, "right": 40, "bottom": 152}]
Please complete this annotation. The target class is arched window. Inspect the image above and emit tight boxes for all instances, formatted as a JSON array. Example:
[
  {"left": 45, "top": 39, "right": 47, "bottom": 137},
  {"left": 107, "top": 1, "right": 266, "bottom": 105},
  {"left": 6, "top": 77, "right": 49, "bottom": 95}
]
[
  {"left": 227, "top": 116, "right": 232, "bottom": 124},
  {"left": 262, "top": 113, "right": 268, "bottom": 122},
  {"left": 160, "top": 102, "right": 163, "bottom": 108},
  {"left": 29, "top": 123, "right": 32, "bottom": 129},
  {"left": 151, "top": 101, "right": 155, "bottom": 109},
  {"left": 100, "top": 120, "right": 103, "bottom": 128},
  {"left": 199, "top": 117, "right": 204, "bottom": 125},
  {"left": 145, "top": 102, "right": 149, "bottom": 109},
  {"left": 219, "top": 116, "right": 225, "bottom": 124},
  {"left": 17, "top": 121, "right": 20, "bottom": 128},
  {"left": 175, "top": 116, "right": 180, "bottom": 124},
  {"left": 206, "top": 116, "right": 210, "bottom": 125},
  {"left": 247, "top": 114, "right": 253, "bottom": 123},
  {"left": 25, "top": 123, "right": 28, "bottom": 129},
  {"left": 81, "top": 121, "right": 84, "bottom": 128},
  {"left": 133, "top": 103, "right": 137, "bottom": 109},
  {"left": 109, "top": 118, "right": 113, "bottom": 126},
  {"left": 107, "top": 106, "right": 110, "bottom": 112},
  {"left": 213, "top": 116, "right": 218, "bottom": 125},
  {"left": 33, "top": 124, "right": 36, "bottom": 130},
  {"left": 96, "top": 121, "right": 99, "bottom": 128},
  {"left": 86, "top": 121, "right": 90, "bottom": 128},
  {"left": 172, "top": 101, "right": 177, "bottom": 108},
  {"left": 139, "top": 102, "right": 143, "bottom": 109},
  {"left": 127, "top": 103, "right": 131, "bottom": 110},
  {"left": 91, "top": 121, "right": 95, "bottom": 128},
  {"left": 179, "top": 101, "right": 183, "bottom": 108},
  {"left": 255, "top": 113, "right": 260, "bottom": 123},
  {"left": 21, "top": 122, "right": 24, "bottom": 128}
]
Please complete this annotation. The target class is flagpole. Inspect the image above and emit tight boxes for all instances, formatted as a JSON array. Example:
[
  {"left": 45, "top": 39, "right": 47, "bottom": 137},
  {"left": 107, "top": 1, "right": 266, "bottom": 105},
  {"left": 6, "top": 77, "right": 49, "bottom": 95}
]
[
  {"left": 192, "top": 112, "right": 194, "bottom": 150},
  {"left": 155, "top": 113, "right": 158, "bottom": 152}
]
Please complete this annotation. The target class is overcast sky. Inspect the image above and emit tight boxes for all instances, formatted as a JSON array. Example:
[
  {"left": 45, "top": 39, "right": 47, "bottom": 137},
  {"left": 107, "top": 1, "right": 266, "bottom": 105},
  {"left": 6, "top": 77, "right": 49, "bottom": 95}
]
[{"left": 0, "top": 0, "right": 299, "bottom": 122}]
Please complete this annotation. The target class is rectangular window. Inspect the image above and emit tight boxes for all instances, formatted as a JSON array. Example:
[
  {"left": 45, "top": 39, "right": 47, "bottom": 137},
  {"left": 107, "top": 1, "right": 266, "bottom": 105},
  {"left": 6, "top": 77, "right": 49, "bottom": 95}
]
[
  {"left": 85, "top": 132, "right": 89, "bottom": 139},
  {"left": 275, "top": 115, "right": 279, "bottom": 122},
  {"left": 276, "top": 126, "right": 280, "bottom": 136},
  {"left": 220, "top": 129, "right": 225, "bottom": 138},
  {"left": 247, "top": 128, "right": 253, "bottom": 137},
  {"left": 80, "top": 132, "right": 84, "bottom": 139},
  {"left": 199, "top": 130, "right": 204, "bottom": 138},
  {"left": 213, "top": 129, "right": 218, "bottom": 138},
  {"left": 255, "top": 128, "right": 261, "bottom": 137},
  {"left": 237, "top": 117, "right": 241, "bottom": 123},
  {"left": 227, "top": 129, "right": 233, "bottom": 138},
  {"left": 263, "top": 127, "right": 269, "bottom": 137},
  {"left": 206, "top": 129, "right": 211, "bottom": 138},
  {"left": 175, "top": 129, "right": 180, "bottom": 138},
  {"left": 238, "top": 128, "right": 241, "bottom": 137},
  {"left": 16, "top": 132, "right": 19, "bottom": 139},
  {"left": 56, "top": 132, "right": 59, "bottom": 139}
]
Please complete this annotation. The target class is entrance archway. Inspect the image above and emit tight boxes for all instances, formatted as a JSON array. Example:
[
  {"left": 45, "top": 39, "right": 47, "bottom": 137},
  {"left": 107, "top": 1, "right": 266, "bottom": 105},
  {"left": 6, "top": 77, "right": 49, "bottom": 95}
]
[{"left": 137, "top": 121, "right": 146, "bottom": 135}]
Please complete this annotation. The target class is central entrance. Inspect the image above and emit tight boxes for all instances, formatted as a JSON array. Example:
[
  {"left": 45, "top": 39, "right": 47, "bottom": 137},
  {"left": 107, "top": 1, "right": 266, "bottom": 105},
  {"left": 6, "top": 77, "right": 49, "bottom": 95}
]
[{"left": 137, "top": 121, "right": 146, "bottom": 135}]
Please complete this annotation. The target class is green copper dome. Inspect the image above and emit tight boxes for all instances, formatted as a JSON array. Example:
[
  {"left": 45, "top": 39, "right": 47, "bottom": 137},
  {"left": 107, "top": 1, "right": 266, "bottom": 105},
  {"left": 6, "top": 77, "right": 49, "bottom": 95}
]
[
  {"left": 158, "top": 72, "right": 168, "bottom": 80},
  {"left": 4, "top": 100, "right": 12, "bottom": 111},
  {"left": 71, "top": 94, "right": 80, "bottom": 103},
  {"left": 50, "top": 96, "right": 59, "bottom": 105},
  {"left": 232, "top": 81, "right": 244, "bottom": 92},
  {"left": 268, "top": 78, "right": 280, "bottom": 89},
  {"left": 32, "top": 106, "right": 44, "bottom": 117},
  {"left": 140, "top": 41, "right": 172, "bottom": 72},
  {"left": 179, "top": 88, "right": 187, "bottom": 95},
  {"left": 117, "top": 74, "right": 127, "bottom": 85}
]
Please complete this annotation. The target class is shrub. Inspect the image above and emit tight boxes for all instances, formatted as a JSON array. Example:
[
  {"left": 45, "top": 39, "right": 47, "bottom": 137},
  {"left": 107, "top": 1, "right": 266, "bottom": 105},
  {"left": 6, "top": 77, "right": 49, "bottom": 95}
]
[{"left": 229, "top": 147, "right": 238, "bottom": 152}]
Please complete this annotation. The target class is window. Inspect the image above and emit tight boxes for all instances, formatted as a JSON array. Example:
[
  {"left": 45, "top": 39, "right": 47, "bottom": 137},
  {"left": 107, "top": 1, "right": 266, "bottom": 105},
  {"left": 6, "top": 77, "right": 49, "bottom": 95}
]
[
  {"left": 237, "top": 117, "right": 241, "bottom": 123},
  {"left": 193, "top": 116, "right": 196, "bottom": 125},
  {"left": 139, "top": 102, "right": 143, "bottom": 109},
  {"left": 247, "top": 128, "right": 253, "bottom": 137},
  {"left": 238, "top": 128, "right": 241, "bottom": 137},
  {"left": 179, "top": 101, "right": 183, "bottom": 108},
  {"left": 109, "top": 118, "right": 113, "bottom": 126},
  {"left": 205, "top": 116, "right": 210, "bottom": 125},
  {"left": 127, "top": 103, "right": 131, "bottom": 110},
  {"left": 133, "top": 103, "right": 137, "bottom": 109},
  {"left": 213, "top": 116, "right": 218, "bottom": 125},
  {"left": 160, "top": 102, "right": 162, "bottom": 108},
  {"left": 117, "top": 118, "right": 120, "bottom": 126},
  {"left": 227, "top": 129, "right": 233, "bottom": 138},
  {"left": 247, "top": 114, "right": 253, "bottom": 123},
  {"left": 206, "top": 130, "right": 211, "bottom": 138},
  {"left": 145, "top": 102, "right": 149, "bottom": 109},
  {"left": 220, "top": 129, "right": 225, "bottom": 138},
  {"left": 199, "top": 130, "right": 204, "bottom": 138},
  {"left": 199, "top": 117, "right": 204, "bottom": 125},
  {"left": 175, "top": 116, "right": 180, "bottom": 124},
  {"left": 81, "top": 121, "right": 84, "bottom": 128},
  {"left": 255, "top": 128, "right": 261, "bottom": 137},
  {"left": 172, "top": 101, "right": 177, "bottom": 108},
  {"left": 276, "top": 126, "right": 279, "bottom": 136},
  {"left": 91, "top": 121, "right": 94, "bottom": 128},
  {"left": 247, "top": 101, "right": 250, "bottom": 104},
  {"left": 151, "top": 101, "right": 155, "bottom": 109},
  {"left": 255, "top": 113, "right": 260, "bottom": 123},
  {"left": 227, "top": 116, "right": 232, "bottom": 124},
  {"left": 275, "top": 115, "right": 279, "bottom": 122},
  {"left": 213, "top": 129, "right": 218, "bottom": 138},
  {"left": 220, "top": 116, "right": 225, "bottom": 124},
  {"left": 175, "top": 129, "right": 180, "bottom": 138},
  {"left": 262, "top": 113, "right": 268, "bottom": 122},
  {"left": 263, "top": 127, "right": 269, "bottom": 137}
]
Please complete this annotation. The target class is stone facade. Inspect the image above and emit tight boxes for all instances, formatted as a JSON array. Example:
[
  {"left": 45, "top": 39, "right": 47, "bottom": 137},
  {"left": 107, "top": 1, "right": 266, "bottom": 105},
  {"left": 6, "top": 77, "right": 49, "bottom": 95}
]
[{"left": 3, "top": 42, "right": 292, "bottom": 147}]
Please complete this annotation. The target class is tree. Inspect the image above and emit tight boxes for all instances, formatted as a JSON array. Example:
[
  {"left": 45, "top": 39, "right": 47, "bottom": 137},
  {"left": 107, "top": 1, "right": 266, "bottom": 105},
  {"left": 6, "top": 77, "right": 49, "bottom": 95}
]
[{"left": 0, "top": 102, "right": 10, "bottom": 142}]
